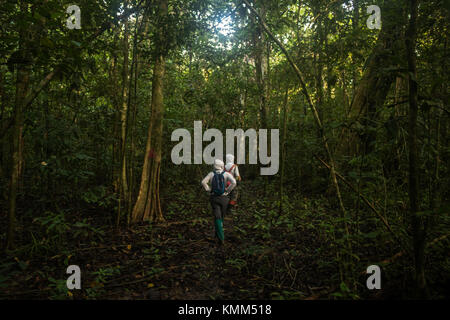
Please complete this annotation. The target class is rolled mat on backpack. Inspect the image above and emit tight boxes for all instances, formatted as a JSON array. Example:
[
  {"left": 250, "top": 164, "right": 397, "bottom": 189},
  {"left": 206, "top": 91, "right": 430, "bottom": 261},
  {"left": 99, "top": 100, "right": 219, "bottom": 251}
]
[{"left": 214, "top": 219, "right": 224, "bottom": 241}]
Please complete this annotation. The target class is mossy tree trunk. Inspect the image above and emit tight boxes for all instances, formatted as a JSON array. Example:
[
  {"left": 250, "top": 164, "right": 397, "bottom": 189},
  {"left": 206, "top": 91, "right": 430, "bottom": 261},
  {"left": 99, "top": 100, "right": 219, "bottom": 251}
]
[{"left": 346, "top": 3, "right": 405, "bottom": 155}]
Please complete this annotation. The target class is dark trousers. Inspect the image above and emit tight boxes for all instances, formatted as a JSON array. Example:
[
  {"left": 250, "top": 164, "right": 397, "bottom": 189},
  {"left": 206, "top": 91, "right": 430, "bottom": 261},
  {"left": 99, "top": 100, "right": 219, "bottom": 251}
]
[
  {"left": 228, "top": 185, "right": 238, "bottom": 205},
  {"left": 210, "top": 195, "right": 229, "bottom": 242},
  {"left": 210, "top": 195, "right": 229, "bottom": 220}
]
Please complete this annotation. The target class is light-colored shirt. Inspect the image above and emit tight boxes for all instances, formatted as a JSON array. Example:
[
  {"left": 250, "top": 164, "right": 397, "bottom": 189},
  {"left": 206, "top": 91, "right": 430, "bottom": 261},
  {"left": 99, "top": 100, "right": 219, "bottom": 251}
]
[
  {"left": 225, "top": 164, "right": 240, "bottom": 179},
  {"left": 202, "top": 171, "right": 236, "bottom": 195}
]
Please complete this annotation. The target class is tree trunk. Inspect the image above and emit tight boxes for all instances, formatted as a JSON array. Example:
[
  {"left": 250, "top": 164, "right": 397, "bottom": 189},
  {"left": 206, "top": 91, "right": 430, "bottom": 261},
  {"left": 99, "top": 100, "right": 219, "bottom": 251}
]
[
  {"left": 0, "top": 70, "right": 7, "bottom": 183},
  {"left": 126, "top": 15, "right": 145, "bottom": 226},
  {"left": 254, "top": 0, "right": 268, "bottom": 130},
  {"left": 116, "top": 17, "right": 131, "bottom": 228},
  {"left": 351, "top": 0, "right": 360, "bottom": 95},
  {"left": 120, "top": 18, "right": 130, "bottom": 201},
  {"left": 131, "top": 0, "right": 167, "bottom": 224},
  {"left": 7, "top": 1, "right": 31, "bottom": 250},
  {"left": 253, "top": 0, "right": 271, "bottom": 190},
  {"left": 312, "top": 2, "right": 325, "bottom": 132},
  {"left": 406, "top": 0, "right": 427, "bottom": 297},
  {"left": 111, "top": 53, "right": 121, "bottom": 193},
  {"left": 279, "top": 87, "right": 288, "bottom": 216},
  {"left": 346, "top": 3, "right": 404, "bottom": 155}
]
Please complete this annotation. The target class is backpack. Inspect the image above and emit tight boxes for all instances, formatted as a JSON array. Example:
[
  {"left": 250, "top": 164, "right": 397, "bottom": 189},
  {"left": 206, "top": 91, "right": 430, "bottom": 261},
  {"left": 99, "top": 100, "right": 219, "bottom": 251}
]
[{"left": 211, "top": 171, "right": 225, "bottom": 195}]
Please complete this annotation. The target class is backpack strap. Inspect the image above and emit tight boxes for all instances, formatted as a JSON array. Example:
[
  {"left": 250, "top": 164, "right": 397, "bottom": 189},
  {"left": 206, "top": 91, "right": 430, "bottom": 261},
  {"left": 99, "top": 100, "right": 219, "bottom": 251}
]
[{"left": 226, "top": 164, "right": 236, "bottom": 173}]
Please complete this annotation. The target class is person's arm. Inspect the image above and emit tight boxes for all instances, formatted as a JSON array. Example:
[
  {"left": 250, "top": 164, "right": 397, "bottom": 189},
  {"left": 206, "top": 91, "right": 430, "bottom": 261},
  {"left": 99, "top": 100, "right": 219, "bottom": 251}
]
[
  {"left": 224, "top": 173, "right": 236, "bottom": 195},
  {"left": 201, "top": 172, "right": 213, "bottom": 192},
  {"left": 234, "top": 165, "right": 241, "bottom": 181}
]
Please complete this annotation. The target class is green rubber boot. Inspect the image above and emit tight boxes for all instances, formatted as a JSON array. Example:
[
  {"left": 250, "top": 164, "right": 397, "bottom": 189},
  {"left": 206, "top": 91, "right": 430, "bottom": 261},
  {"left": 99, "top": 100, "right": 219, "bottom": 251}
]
[{"left": 214, "top": 219, "right": 224, "bottom": 243}]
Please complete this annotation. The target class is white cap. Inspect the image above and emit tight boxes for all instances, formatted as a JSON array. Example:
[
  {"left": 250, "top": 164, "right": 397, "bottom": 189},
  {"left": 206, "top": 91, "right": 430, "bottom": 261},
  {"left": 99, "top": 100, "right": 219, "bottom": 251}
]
[{"left": 214, "top": 159, "right": 224, "bottom": 173}]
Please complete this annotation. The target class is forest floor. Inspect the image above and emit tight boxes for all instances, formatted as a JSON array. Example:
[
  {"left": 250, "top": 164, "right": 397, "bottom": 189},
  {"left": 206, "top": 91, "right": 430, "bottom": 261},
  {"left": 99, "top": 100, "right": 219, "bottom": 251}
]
[
  {"left": 1, "top": 180, "right": 448, "bottom": 299},
  {"left": 98, "top": 181, "right": 332, "bottom": 300},
  {"left": 0, "top": 180, "right": 339, "bottom": 300}
]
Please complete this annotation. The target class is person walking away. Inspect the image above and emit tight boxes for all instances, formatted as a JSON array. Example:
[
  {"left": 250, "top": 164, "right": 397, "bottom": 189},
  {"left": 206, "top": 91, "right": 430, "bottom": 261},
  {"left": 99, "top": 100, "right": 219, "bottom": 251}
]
[
  {"left": 201, "top": 159, "right": 236, "bottom": 244},
  {"left": 224, "top": 154, "right": 241, "bottom": 214}
]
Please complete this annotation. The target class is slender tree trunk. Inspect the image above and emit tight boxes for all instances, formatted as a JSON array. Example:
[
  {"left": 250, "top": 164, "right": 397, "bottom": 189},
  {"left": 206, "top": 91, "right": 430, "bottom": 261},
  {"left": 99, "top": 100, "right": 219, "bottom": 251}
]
[
  {"left": 7, "top": 69, "right": 28, "bottom": 250},
  {"left": 314, "top": 51, "right": 324, "bottom": 122},
  {"left": 120, "top": 18, "right": 130, "bottom": 201},
  {"left": 126, "top": 16, "right": 144, "bottom": 226},
  {"left": 406, "top": 0, "right": 427, "bottom": 297},
  {"left": 111, "top": 54, "right": 121, "bottom": 193},
  {"left": 131, "top": 0, "right": 167, "bottom": 224},
  {"left": 0, "top": 71, "right": 6, "bottom": 183},
  {"left": 116, "top": 17, "right": 131, "bottom": 228},
  {"left": 7, "top": 1, "right": 31, "bottom": 250},
  {"left": 254, "top": 0, "right": 268, "bottom": 130},
  {"left": 279, "top": 87, "right": 288, "bottom": 216},
  {"left": 253, "top": 0, "right": 271, "bottom": 191},
  {"left": 351, "top": 0, "right": 359, "bottom": 95},
  {"left": 312, "top": 2, "right": 325, "bottom": 132}
]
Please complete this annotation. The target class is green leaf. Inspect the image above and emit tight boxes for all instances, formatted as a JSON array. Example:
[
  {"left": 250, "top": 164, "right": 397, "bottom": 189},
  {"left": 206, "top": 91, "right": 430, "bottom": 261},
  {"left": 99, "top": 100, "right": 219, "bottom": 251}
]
[
  {"left": 362, "top": 232, "right": 379, "bottom": 239},
  {"left": 71, "top": 40, "right": 81, "bottom": 47}
]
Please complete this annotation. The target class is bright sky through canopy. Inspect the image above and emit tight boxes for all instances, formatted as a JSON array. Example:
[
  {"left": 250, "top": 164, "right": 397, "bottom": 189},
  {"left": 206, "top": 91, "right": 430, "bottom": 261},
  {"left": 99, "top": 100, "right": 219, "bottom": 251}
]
[{"left": 217, "top": 15, "right": 234, "bottom": 36}]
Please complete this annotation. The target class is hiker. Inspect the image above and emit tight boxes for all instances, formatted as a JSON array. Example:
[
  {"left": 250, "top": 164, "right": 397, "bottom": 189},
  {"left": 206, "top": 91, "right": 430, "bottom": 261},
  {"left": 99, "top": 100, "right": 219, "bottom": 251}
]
[
  {"left": 224, "top": 154, "right": 241, "bottom": 214},
  {"left": 201, "top": 159, "right": 236, "bottom": 244}
]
